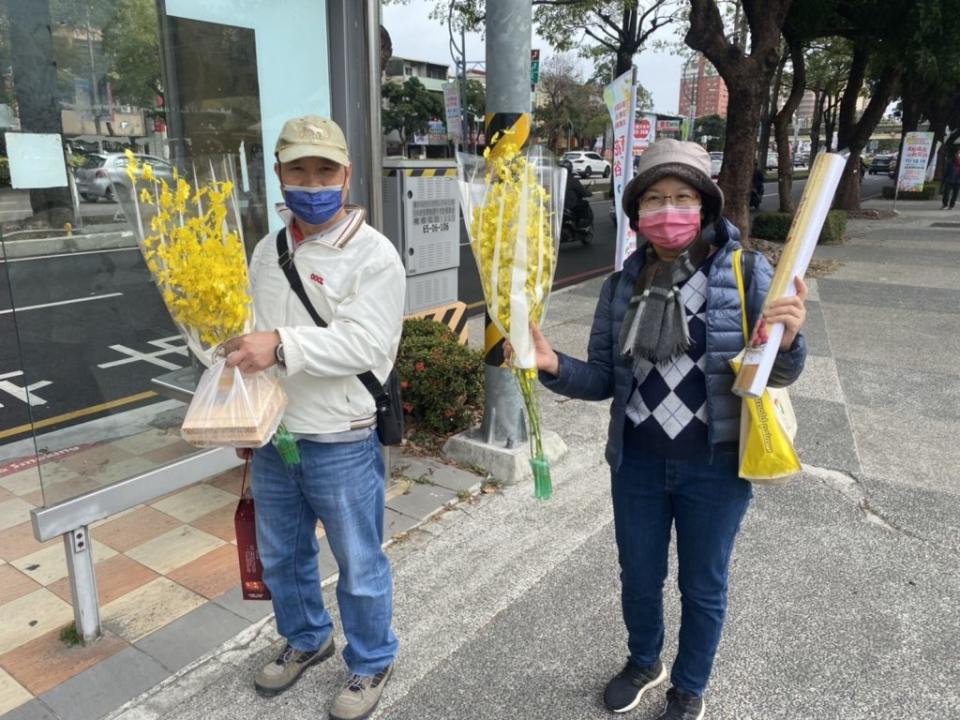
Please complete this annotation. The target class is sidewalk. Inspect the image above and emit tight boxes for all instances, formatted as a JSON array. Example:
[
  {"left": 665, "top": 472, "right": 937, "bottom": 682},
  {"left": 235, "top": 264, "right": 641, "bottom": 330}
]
[{"left": 5, "top": 196, "right": 960, "bottom": 719}]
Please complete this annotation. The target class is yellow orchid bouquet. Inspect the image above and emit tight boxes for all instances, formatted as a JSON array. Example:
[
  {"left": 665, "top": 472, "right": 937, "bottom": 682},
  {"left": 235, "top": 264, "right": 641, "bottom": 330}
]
[
  {"left": 457, "top": 138, "right": 563, "bottom": 499},
  {"left": 119, "top": 151, "right": 285, "bottom": 447}
]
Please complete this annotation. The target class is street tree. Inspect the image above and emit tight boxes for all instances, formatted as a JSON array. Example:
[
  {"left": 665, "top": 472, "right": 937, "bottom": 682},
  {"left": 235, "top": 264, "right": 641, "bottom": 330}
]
[
  {"left": 464, "top": 79, "right": 486, "bottom": 149},
  {"left": 535, "top": 0, "right": 680, "bottom": 76},
  {"left": 533, "top": 55, "right": 586, "bottom": 152},
  {"left": 382, "top": 77, "right": 444, "bottom": 152},
  {"left": 685, "top": 0, "right": 795, "bottom": 236},
  {"left": 693, "top": 114, "right": 725, "bottom": 150},
  {"left": 392, "top": 0, "right": 680, "bottom": 77},
  {"left": 100, "top": 0, "right": 162, "bottom": 110},
  {"left": 805, "top": 40, "right": 853, "bottom": 156}
]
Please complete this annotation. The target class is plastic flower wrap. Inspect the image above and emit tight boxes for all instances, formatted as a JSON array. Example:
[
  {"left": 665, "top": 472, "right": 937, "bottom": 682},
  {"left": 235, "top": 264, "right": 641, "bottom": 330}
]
[
  {"left": 119, "top": 151, "right": 285, "bottom": 448},
  {"left": 457, "top": 138, "right": 564, "bottom": 499}
]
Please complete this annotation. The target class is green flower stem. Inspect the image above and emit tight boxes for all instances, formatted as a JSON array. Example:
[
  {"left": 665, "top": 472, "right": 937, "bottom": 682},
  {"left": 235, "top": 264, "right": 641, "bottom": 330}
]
[{"left": 515, "top": 368, "right": 552, "bottom": 500}]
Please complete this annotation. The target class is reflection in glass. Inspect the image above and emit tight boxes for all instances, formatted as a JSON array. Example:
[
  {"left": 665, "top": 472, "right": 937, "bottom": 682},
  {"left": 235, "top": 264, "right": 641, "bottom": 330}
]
[{"left": 0, "top": 0, "right": 272, "bottom": 507}]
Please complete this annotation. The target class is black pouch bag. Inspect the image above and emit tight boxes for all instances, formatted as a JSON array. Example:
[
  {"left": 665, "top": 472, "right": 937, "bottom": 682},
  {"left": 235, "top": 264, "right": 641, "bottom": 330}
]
[{"left": 276, "top": 228, "right": 404, "bottom": 446}]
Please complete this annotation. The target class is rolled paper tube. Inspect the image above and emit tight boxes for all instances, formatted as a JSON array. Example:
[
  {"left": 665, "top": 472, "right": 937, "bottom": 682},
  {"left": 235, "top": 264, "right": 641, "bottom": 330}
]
[{"left": 733, "top": 152, "right": 847, "bottom": 398}]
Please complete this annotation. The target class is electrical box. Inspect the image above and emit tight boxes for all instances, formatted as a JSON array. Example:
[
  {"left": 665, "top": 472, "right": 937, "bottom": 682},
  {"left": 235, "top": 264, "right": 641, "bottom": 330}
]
[{"left": 382, "top": 158, "right": 461, "bottom": 313}]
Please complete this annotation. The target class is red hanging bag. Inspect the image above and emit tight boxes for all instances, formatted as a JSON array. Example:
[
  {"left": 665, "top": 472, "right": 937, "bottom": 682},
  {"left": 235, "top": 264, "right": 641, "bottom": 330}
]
[{"left": 234, "top": 459, "right": 271, "bottom": 600}]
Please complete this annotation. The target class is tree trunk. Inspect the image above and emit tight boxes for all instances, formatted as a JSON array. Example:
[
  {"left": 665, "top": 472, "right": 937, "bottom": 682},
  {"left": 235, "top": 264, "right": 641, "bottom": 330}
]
[
  {"left": 719, "top": 75, "right": 769, "bottom": 235},
  {"left": 834, "top": 65, "right": 900, "bottom": 211},
  {"left": 775, "top": 38, "right": 806, "bottom": 213},
  {"left": 809, "top": 89, "right": 823, "bottom": 158},
  {"left": 686, "top": 0, "right": 794, "bottom": 237},
  {"left": 7, "top": 0, "right": 74, "bottom": 226},
  {"left": 757, "top": 49, "right": 786, "bottom": 167},
  {"left": 837, "top": 44, "right": 868, "bottom": 151},
  {"left": 897, "top": 77, "right": 923, "bottom": 163},
  {"left": 824, "top": 96, "right": 838, "bottom": 151}
]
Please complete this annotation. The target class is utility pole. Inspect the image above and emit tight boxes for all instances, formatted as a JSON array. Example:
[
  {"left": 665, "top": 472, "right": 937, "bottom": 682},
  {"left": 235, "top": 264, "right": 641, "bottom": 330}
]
[{"left": 480, "top": 0, "right": 531, "bottom": 449}]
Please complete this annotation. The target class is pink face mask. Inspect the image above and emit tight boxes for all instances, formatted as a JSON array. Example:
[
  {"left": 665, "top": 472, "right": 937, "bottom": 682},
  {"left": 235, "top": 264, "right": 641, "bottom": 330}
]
[{"left": 636, "top": 205, "right": 702, "bottom": 251}]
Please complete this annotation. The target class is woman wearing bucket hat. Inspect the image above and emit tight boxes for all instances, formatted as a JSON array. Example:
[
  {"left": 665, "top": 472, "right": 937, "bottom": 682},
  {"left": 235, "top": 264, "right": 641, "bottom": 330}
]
[{"left": 527, "top": 139, "right": 808, "bottom": 719}]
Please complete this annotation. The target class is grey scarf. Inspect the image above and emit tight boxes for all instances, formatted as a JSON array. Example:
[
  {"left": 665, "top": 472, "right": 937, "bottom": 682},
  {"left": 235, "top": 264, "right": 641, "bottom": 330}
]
[{"left": 619, "top": 234, "right": 712, "bottom": 378}]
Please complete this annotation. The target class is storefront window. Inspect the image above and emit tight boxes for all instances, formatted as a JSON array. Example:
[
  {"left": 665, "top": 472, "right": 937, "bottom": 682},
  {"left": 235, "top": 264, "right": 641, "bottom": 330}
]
[{"left": 0, "top": 0, "right": 330, "bottom": 509}]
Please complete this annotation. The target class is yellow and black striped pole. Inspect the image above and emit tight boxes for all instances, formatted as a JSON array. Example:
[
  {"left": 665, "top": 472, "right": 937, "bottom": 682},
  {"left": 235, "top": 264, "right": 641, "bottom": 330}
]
[{"left": 478, "top": 0, "right": 533, "bottom": 447}]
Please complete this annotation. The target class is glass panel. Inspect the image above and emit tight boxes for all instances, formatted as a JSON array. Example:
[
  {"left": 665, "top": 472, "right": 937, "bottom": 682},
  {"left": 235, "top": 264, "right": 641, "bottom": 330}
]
[
  {"left": 0, "top": 0, "right": 331, "bottom": 509},
  {"left": 0, "top": 1, "right": 193, "bottom": 507}
]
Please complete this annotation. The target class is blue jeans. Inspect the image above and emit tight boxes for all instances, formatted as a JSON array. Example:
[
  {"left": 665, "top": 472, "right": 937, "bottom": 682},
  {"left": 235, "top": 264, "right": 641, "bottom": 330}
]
[
  {"left": 252, "top": 434, "right": 398, "bottom": 675},
  {"left": 611, "top": 447, "right": 752, "bottom": 696}
]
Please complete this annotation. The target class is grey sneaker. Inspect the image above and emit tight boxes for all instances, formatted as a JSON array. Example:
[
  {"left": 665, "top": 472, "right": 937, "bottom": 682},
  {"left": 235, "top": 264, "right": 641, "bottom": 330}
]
[
  {"left": 254, "top": 635, "right": 335, "bottom": 697},
  {"left": 329, "top": 664, "right": 394, "bottom": 720}
]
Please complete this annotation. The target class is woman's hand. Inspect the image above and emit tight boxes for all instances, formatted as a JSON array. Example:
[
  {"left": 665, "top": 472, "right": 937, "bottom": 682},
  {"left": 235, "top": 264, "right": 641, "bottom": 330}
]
[
  {"left": 222, "top": 331, "right": 281, "bottom": 374},
  {"left": 503, "top": 323, "right": 560, "bottom": 377},
  {"left": 764, "top": 276, "right": 808, "bottom": 351}
]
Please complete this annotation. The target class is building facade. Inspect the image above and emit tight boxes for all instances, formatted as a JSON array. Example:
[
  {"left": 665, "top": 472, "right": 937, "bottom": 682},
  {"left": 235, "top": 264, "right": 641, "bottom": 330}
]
[{"left": 678, "top": 53, "right": 729, "bottom": 120}]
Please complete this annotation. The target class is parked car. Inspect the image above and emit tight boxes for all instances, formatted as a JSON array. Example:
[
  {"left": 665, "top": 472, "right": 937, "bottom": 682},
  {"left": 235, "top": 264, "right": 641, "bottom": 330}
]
[
  {"left": 766, "top": 151, "right": 779, "bottom": 170},
  {"left": 709, "top": 152, "right": 723, "bottom": 179},
  {"left": 868, "top": 153, "right": 897, "bottom": 176},
  {"left": 562, "top": 151, "right": 611, "bottom": 179},
  {"left": 75, "top": 152, "right": 175, "bottom": 202}
]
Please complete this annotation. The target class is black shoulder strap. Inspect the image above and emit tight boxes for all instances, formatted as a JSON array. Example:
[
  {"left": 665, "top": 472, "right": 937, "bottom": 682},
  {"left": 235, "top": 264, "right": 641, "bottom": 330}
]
[
  {"left": 741, "top": 248, "right": 755, "bottom": 293},
  {"left": 740, "top": 248, "right": 756, "bottom": 328},
  {"left": 275, "top": 228, "right": 387, "bottom": 403}
]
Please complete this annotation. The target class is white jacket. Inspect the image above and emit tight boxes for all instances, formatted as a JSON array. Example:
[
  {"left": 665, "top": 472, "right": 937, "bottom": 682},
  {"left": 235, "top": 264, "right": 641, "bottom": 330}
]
[{"left": 249, "top": 209, "right": 406, "bottom": 435}]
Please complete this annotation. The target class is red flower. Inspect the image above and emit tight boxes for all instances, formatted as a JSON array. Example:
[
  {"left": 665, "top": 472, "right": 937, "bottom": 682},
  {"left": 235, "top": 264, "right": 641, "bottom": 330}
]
[
  {"left": 443, "top": 408, "right": 454, "bottom": 418},
  {"left": 400, "top": 380, "right": 409, "bottom": 390},
  {"left": 402, "top": 402, "right": 413, "bottom": 413},
  {"left": 415, "top": 361, "right": 426, "bottom": 372}
]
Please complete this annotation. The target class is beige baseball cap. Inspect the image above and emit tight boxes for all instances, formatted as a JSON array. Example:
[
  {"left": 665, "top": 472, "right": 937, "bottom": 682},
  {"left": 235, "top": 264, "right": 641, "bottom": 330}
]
[{"left": 275, "top": 115, "right": 350, "bottom": 166}]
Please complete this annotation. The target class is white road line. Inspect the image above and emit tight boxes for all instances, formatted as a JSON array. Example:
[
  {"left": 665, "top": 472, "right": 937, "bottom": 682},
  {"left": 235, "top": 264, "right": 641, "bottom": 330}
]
[{"left": 0, "top": 292, "right": 123, "bottom": 315}]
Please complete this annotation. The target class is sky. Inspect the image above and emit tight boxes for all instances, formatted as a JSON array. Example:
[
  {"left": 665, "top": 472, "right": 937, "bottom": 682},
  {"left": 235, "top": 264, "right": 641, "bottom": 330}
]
[{"left": 380, "top": 1, "right": 686, "bottom": 115}]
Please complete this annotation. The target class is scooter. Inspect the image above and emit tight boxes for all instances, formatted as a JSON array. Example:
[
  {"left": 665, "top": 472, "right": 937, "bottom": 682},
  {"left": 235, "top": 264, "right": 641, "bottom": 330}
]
[{"left": 561, "top": 205, "right": 593, "bottom": 246}]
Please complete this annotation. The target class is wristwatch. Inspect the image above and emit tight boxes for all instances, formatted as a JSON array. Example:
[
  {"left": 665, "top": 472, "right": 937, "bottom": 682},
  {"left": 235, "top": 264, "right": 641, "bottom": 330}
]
[{"left": 275, "top": 342, "right": 286, "bottom": 368}]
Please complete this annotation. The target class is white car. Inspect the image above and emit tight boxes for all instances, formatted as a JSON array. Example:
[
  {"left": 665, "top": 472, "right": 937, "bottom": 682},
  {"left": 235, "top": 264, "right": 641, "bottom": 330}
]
[{"left": 562, "top": 151, "right": 611, "bottom": 179}]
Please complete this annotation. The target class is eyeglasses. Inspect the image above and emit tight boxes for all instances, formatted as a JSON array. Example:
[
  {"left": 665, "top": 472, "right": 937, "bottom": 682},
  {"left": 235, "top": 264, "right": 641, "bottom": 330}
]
[{"left": 639, "top": 191, "right": 701, "bottom": 210}]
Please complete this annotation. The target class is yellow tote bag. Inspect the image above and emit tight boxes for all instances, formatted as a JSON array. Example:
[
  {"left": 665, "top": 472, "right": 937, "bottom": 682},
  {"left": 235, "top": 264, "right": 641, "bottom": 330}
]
[{"left": 731, "top": 249, "right": 802, "bottom": 484}]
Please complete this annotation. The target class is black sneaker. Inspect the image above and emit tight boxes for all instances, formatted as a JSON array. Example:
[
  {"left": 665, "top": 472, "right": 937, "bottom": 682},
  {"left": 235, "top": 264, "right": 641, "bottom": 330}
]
[
  {"left": 603, "top": 658, "right": 667, "bottom": 713},
  {"left": 655, "top": 687, "right": 706, "bottom": 720},
  {"left": 254, "top": 636, "right": 335, "bottom": 697}
]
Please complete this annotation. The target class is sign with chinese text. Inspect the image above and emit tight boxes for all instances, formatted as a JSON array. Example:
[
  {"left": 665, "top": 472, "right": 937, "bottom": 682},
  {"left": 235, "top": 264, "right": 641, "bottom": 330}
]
[
  {"left": 443, "top": 82, "right": 462, "bottom": 141},
  {"left": 896, "top": 132, "right": 934, "bottom": 193},
  {"left": 603, "top": 69, "right": 638, "bottom": 269},
  {"left": 633, "top": 113, "right": 658, "bottom": 155}
]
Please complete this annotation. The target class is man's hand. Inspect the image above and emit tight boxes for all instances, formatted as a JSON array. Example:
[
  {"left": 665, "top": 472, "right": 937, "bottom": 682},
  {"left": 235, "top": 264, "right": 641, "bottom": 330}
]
[
  {"left": 764, "top": 276, "right": 808, "bottom": 351},
  {"left": 222, "top": 331, "right": 281, "bottom": 374},
  {"left": 235, "top": 448, "right": 253, "bottom": 461}
]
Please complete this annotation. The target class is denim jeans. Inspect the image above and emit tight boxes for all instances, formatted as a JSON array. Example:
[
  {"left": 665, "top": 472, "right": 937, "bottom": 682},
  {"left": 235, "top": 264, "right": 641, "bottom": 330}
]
[
  {"left": 611, "top": 446, "right": 752, "bottom": 696},
  {"left": 252, "top": 433, "right": 398, "bottom": 675}
]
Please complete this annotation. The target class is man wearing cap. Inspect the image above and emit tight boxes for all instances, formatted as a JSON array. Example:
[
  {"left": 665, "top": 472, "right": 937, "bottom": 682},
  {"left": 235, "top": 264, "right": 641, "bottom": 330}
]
[
  {"left": 223, "top": 116, "right": 404, "bottom": 720},
  {"left": 518, "top": 139, "right": 808, "bottom": 719}
]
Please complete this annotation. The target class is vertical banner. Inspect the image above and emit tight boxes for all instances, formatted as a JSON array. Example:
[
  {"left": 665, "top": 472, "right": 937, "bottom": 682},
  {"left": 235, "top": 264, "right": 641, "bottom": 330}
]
[
  {"left": 444, "top": 82, "right": 463, "bottom": 142},
  {"left": 604, "top": 69, "right": 638, "bottom": 270},
  {"left": 896, "top": 131, "right": 934, "bottom": 192},
  {"left": 633, "top": 113, "right": 657, "bottom": 156}
]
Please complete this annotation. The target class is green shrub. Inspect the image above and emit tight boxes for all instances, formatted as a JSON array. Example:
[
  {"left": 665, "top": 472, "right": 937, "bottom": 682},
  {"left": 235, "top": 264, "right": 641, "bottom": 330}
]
[
  {"left": 751, "top": 209, "right": 847, "bottom": 245},
  {"left": 0, "top": 157, "right": 9, "bottom": 186},
  {"left": 396, "top": 318, "right": 484, "bottom": 434},
  {"left": 881, "top": 182, "right": 939, "bottom": 200}
]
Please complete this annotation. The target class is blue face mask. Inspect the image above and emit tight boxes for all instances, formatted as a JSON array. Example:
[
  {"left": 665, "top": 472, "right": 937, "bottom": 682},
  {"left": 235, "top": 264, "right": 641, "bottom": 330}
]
[{"left": 282, "top": 184, "right": 344, "bottom": 226}]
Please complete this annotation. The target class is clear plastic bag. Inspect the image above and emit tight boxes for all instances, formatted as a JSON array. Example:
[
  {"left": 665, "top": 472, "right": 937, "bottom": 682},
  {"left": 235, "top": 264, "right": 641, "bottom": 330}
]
[{"left": 181, "top": 359, "right": 287, "bottom": 448}]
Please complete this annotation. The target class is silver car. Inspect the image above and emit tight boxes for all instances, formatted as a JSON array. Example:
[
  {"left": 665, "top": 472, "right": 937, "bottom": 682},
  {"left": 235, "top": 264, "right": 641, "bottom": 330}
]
[{"left": 75, "top": 152, "right": 175, "bottom": 202}]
